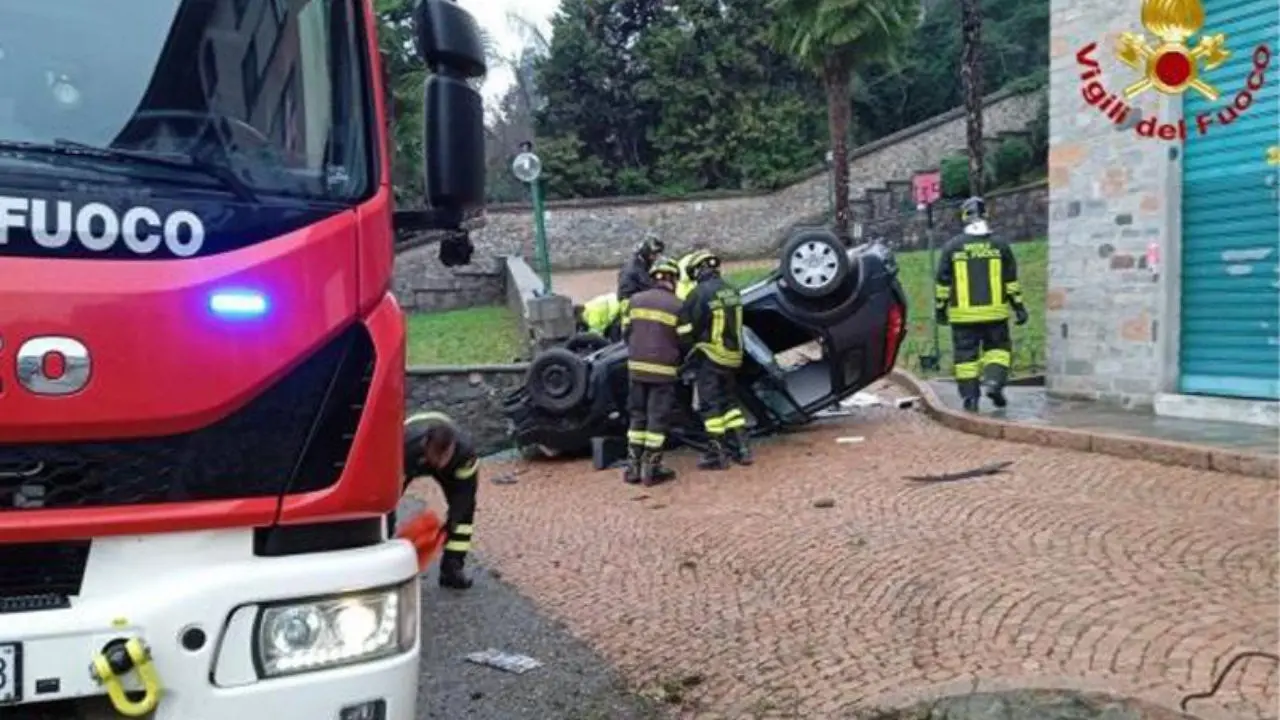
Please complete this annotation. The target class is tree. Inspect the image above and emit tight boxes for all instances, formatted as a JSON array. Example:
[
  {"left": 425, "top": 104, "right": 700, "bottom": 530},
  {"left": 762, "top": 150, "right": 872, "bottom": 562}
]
[
  {"left": 768, "top": 0, "right": 919, "bottom": 238},
  {"left": 960, "top": 0, "right": 984, "bottom": 196}
]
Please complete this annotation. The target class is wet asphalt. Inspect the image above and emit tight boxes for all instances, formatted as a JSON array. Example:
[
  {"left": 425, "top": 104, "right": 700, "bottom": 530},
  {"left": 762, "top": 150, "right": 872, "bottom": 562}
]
[{"left": 398, "top": 497, "right": 663, "bottom": 720}]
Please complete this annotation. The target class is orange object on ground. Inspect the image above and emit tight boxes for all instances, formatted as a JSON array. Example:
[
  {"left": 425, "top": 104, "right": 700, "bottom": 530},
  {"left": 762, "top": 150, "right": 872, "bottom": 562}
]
[{"left": 396, "top": 511, "right": 448, "bottom": 572}]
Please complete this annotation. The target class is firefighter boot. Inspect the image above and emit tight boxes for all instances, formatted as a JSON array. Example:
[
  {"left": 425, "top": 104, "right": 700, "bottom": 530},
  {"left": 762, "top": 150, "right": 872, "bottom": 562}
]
[
  {"left": 640, "top": 451, "right": 676, "bottom": 486},
  {"left": 958, "top": 380, "right": 981, "bottom": 413},
  {"left": 439, "top": 552, "right": 473, "bottom": 590},
  {"left": 623, "top": 444, "right": 644, "bottom": 484},
  {"left": 697, "top": 439, "right": 730, "bottom": 470},
  {"left": 727, "top": 430, "right": 754, "bottom": 466},
  {"left": 984, "top": 366, "right": 1009, "bottom": 409}
]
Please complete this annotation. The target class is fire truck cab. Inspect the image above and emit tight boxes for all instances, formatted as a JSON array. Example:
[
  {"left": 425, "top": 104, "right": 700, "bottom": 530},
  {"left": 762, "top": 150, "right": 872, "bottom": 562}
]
[{"left": 0, "top": 0, "right": 486, "bottom": 718}]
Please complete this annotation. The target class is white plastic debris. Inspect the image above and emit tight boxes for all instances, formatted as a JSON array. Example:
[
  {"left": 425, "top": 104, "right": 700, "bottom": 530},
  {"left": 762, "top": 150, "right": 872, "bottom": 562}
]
[
  {"left": 465, "top": 649, "right": 543, "bottom": 674},
  {"left": 840, "top": 392, "right": 884, "bottom": 409},
  {"left": 895, "top": 396, "right": 920, "bottom": 409},
  {"left": 835, "top": 436, "right": 865, "bottom": 444}
]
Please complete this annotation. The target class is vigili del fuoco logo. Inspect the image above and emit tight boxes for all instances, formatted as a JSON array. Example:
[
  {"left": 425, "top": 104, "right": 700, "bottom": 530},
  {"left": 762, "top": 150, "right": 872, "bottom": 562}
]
[{"left": 1076, "top": 0, "right": 1272, "bottom": 140}]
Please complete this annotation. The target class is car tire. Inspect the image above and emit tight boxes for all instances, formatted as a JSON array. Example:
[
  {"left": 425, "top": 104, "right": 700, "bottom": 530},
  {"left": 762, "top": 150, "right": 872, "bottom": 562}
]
[
  {"left": 779, "top": 229, "right": 850, "bottom": 299},
  {"left": 775, "top": 254, "right": 865, "bottom": 325},
  {"left": 526, "top": 347, "right": 589, "bottom": 414},
  {"left": 564, "top": 332, "right": 610, "bottom": 355}
]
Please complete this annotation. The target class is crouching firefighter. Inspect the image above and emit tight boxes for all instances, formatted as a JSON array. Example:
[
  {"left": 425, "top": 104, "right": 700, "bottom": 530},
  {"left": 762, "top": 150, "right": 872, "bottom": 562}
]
[
  {"left": 934, "top": 196, "right": 1028, "bottom": 412},
  {"left": 574, "top": 291, "right": 623, "bottom": 340},
  {"left": 622, "top": 259, "right": 684, "bottom": 486},
  {"left": 403, "top": 412, "right": 480, "bottom": 589},
  {"left": 678, "top": 250, "right": 753, "bottom": 469}
]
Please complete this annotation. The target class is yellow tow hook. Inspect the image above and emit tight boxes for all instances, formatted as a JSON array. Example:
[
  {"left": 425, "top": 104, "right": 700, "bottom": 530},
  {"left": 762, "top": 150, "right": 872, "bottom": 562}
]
[{"left": 89, "top": 637, "right": 163, "bottom": 717}]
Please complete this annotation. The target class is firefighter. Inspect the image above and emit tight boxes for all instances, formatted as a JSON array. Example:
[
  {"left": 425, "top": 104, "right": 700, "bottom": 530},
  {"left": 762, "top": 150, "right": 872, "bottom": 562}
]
[
  {"left": 403, "top": 412, "right": 480, "bottom": 589},
  {"left": 677, "top": 249, "right": 752, "bottom": 469},
  {"left": 617, "top": 235, "right": 666, "bottom": 325},
  {"left": 574, "top": 291, "right": 622, "bottom": 340},
  {"left": 934, "top": 196, "right": 1028, "bottom": 412},
  {"left": 622, "top": 258, "right": 683, "bottom": 486},
  {"left": 675, "top": 249, "right": 702, "bottom": 301}
]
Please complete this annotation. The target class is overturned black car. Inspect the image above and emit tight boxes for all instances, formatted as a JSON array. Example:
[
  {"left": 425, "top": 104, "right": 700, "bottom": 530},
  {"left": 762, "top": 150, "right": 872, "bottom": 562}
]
[{"left": 503, "top": 229, "right": 908, "bottom": 459}]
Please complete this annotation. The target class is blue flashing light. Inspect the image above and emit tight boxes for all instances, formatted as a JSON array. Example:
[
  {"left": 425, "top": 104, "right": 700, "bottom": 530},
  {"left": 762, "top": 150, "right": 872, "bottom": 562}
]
[{"left": 210, "top": 290, "right": 269, "bottom": 317}]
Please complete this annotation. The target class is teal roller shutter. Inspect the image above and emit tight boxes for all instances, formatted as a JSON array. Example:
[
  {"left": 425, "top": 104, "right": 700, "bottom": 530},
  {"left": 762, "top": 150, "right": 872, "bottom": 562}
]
[{"left": 1179, "top": 0, "right": 1280, "bottom": 400}]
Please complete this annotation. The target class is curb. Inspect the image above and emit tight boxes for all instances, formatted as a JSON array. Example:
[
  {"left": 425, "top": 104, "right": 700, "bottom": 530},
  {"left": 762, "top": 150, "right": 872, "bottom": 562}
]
[{"left": 888, "top": 369, "right": 1279, "bottom": 480}]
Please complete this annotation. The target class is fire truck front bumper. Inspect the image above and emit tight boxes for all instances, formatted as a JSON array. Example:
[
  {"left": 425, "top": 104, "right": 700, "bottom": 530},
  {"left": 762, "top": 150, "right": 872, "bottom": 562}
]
[{"left": 0, "top": 529, "right": 421, "bottom": 720}]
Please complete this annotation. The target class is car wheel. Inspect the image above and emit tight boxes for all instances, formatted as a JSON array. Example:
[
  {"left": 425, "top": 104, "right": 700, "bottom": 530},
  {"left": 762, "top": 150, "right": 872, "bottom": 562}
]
[
  {"left": 564, "top": 332, "right": 610, "bottom": 355},
  {"left": 780, "top": 229, "right": 850, "bottom": 299},
  {"left": 526, "top": 347, "right": 589, "bottom": 414}
]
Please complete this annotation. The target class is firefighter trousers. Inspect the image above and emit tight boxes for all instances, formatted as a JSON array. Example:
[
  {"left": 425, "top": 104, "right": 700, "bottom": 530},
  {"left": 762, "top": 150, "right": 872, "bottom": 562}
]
[
  {"left": 694, "top": 361, "right": 746, "bottom": 438},
  {"left": 951, "top": 321, "right": 1012, "bottom": 399},
  {"left": 437, "top": 474, "right": 477, "bottom": 563},
  {"left": 627, "top": 380, "right": 676, "bottom": 450}
]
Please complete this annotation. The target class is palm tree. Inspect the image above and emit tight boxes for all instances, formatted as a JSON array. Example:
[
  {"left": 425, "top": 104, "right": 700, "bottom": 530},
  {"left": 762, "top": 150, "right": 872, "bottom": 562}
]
[
  {"left": 959, "top": 0, "right": 984, "bottom": 196},
  {"left": 769, "top": 0, "right": 919, "bottom": 239}
]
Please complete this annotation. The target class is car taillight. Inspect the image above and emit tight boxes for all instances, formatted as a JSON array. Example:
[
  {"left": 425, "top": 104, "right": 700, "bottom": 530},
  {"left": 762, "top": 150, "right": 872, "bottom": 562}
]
[{"left": 883, "top": 303, "right": 904, "bottom": 371}]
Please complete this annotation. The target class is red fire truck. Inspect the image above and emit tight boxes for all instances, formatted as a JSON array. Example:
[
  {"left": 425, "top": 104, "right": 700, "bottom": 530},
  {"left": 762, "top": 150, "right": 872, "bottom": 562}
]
[{"left": 0, "top": 0, "right": 486, "bottom": 717}]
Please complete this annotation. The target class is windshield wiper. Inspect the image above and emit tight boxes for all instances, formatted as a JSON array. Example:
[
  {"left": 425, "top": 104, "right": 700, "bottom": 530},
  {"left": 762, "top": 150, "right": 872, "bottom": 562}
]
[{"left": 0, "top": 139, "right": 257, "bottom": 202}]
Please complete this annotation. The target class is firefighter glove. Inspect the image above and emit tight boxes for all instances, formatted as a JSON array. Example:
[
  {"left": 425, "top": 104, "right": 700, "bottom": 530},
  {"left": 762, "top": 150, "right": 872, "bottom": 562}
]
[{"left": 1013, "top": 304, "right": 1029, "bottom": 326}]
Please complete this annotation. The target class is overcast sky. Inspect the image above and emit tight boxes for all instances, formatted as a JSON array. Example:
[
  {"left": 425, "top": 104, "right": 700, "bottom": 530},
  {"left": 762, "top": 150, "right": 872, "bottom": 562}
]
[{"left": 460, "top": 0, "right": 561, "bottom": 108}]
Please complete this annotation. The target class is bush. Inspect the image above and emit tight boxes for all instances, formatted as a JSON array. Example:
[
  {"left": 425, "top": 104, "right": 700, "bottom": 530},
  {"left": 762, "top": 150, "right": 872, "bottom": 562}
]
[
  {"left": 940, "top": 154, "right": 970, "bottom": 198},
  {"left": 992, "top": 137, "right": 1034, "bottom": 188}
]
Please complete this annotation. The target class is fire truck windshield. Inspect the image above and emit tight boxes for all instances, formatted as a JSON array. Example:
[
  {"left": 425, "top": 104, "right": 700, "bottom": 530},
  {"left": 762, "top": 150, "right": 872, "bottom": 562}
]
[{"left": 0, "top": 0, "right": 373, "bottom": 205}]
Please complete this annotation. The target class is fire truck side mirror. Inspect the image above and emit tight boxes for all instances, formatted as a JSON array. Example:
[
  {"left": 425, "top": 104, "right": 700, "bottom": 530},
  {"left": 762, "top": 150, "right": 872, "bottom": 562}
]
[{"left": 415, "top": 0, "right": 486, "bottom": 217}]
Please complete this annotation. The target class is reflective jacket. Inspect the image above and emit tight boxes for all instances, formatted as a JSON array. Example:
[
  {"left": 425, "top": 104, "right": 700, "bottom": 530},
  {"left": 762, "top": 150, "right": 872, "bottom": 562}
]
[
  {"left": 403, "top": 412, "right": 479, "bottom": 484},
  {"left": 934, "top": 233, "right": 1024, "bottom": 325},
  {"left": 678, "top": 276, "right": 744, "bottom": 369},
  {"left": 581, "top": 292, "right": 620, "bottom": 334},
  {"left": 675, "top": 252, "right": 698, "bottom": 301},
  {"left": 624, "top": 286, "right": 683, "bottom": 383}
]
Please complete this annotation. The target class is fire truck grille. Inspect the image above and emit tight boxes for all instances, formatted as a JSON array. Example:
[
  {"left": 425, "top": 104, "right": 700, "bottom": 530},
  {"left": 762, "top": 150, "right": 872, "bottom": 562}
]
[
  {"left": 0, "top": 324, "right": 375, "bottom": 509},
  {"left": 0, "top": 541, "right": 89, "bottom": 605}
]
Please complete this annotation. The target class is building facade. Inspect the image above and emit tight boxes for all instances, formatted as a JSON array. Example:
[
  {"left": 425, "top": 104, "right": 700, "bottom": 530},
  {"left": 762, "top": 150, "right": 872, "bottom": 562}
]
[{"left": 1047, "top": 0, "right": 1279, "bottom": 426}]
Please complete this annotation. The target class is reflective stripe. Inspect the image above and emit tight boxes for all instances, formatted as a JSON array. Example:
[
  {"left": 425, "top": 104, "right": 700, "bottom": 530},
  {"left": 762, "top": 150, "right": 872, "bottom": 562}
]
[
  {"left": 645, "top": 432, "right": 666, "bottom": 448},
  {"left": 948, "top": 305, "right": 1010, "bottom": 324},
  {"left": 703, "top": 416, "right": 726, "bottom": 434},
  {"left": 454, "top": 524, "right": 474, "bottom": 536},
  {"left": 454, "top": 458, "right": 479, "bottom": 480},
  {"left": 406, "top": 411, "right": 450, "bottom": 426},
  {"left": 444, "top": 540, "right": 471, "bottom": 552},
  {"left": 988, "top": 258, "right": 1004, "bottom": 308},
  {"left": 1006, "top": 280, "right": 1023, "bottom": 302},
  {"left": 628, "top": 360, "right": 678, "bottom": 376},
  {"left": 953, "top": 260, "right": 970, "bottom": 309},
  {"left": 954, "top": 361, "right": 981, "bottom": 380},
  {"left": 935, "top": 284, "right": 951, "bottom": 300},
  {"left": 981, "top": 349, "right": 1012, "bottom": 368},
  {"left": 627, "top": 430, "right": 647, "bottom": 445},
  {"left": 695, "top": 343, "right": 743, "bottom": 368},
  {"left": 677, "top": 323, "right": 693, "bottom": 335},
  {"left": 630, "top": 308, "right": 678, "bottom": 326},
  {"left": 721, "top": 408, "right": 747, "bottom": 430}
]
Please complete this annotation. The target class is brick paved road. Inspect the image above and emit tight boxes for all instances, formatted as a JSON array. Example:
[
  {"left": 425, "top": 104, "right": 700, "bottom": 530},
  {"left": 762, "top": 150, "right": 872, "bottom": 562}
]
[{"left": 412, "top": 386, "right": 1278, "bottom": 719}]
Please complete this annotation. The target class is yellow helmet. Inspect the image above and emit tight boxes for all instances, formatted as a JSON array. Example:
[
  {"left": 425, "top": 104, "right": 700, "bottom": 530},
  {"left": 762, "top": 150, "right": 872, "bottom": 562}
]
[{"left": 687, "top": 250, "right": 721, "bottom": 278}]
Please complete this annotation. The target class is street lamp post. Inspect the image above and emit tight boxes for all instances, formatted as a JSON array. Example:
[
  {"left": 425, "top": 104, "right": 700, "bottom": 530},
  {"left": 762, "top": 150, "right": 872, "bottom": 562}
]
[
  {"left": 512, "top": 148, "right": 551, "bottom": 292},
  {"left": 824, "top": 150, "right": 835, "bottom": 223}
]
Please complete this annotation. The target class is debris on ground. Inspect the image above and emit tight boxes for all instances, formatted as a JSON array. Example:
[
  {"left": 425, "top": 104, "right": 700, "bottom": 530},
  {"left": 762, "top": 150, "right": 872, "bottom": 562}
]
[
  {"left": 465, "top": 649, "right": 543, "bottom": 674},
  {"left": 814, "top": 407, "right": 857, "bottom": 418},
  {"left": 490, "top": 473, "right": 519, "bottom": 485},
  {"left": 835, "top": 436, "right": 865, "bottom": 444},
  {"left": 904, "top": 461, "right": 1014, "bottom": 483},
  {"left": 813, "top": 497, "right": 836, "bottom": 509},
  {"left": 840, "top": 392, "right": 884, "bottom": 409},
  {"left": 894, "top": 396, "right": 919, "bottom": 409}
]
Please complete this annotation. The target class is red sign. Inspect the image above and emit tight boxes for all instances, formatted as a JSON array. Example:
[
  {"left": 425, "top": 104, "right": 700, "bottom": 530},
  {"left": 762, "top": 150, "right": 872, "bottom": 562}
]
[{"left": 913, "top": 171, "right": 941, "bottom": 206}]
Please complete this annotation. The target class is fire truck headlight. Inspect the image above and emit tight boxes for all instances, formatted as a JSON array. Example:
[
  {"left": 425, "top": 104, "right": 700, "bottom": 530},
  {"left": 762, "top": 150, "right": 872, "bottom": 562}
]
[{"left": 254, "top": 582, "right": 417, "bottom": 678}]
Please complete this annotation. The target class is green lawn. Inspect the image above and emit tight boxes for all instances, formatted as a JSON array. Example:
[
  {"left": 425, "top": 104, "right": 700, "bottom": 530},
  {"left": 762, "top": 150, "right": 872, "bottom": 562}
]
[
  {"left": 405, "top": 305, "right": 525, "bottom": 366},
  {"left": 725, "top": 238, "right": 1048, "bottom": 378}
]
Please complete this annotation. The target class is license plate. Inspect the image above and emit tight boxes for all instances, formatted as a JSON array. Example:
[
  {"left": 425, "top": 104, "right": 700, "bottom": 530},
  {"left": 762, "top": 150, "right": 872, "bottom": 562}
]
[{"left": 0, "top": 643, "right": 20, "bottom": 703}]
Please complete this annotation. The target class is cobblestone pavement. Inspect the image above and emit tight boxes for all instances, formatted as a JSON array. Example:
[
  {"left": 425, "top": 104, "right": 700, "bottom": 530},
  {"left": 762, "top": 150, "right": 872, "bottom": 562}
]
[{"left": 410, "top": 384, "right": 1279, "bottom": 719}]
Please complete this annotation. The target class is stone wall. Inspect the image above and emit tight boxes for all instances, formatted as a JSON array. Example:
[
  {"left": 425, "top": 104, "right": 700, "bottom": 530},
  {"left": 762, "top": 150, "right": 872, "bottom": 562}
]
[
  {"left": 867, "top": 181, "right": 1048, "bottom": 253},
  {"left": 470, "top": 88, "right": 1044, "bottom": 270},
  {"left": 1045, "top": 0, "right": 1177, "bottom": 408},
  {"left": 405, "top": 365, "right": 528, "bottom": 455}
]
